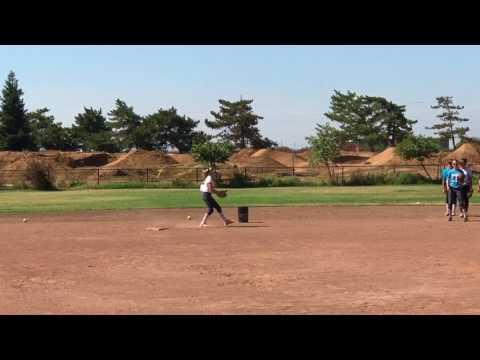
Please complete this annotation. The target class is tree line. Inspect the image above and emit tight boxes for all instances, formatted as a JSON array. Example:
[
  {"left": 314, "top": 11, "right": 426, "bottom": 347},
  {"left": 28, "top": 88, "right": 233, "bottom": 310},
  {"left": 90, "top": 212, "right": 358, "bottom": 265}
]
[
  {"left": 0, "top": 71, "right": 472, "bottom": 161},
  {"left": 0, "top": 71, "right": 276, "bottom": 153}
]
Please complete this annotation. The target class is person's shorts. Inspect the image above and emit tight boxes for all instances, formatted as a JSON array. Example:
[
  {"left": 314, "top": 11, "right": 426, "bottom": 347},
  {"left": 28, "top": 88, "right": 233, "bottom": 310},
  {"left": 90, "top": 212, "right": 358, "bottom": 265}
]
[
  {"left": 202, "top": 192, "right": 222, "bottom": 213},
  {"left": 449, "top": 188, "right": 465, "bottom": 208}
]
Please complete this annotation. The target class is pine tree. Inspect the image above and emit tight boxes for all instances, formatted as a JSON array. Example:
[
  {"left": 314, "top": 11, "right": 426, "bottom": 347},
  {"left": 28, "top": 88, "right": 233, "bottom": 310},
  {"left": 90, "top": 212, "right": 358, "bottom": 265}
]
[
  {"left": 324, "top": 90, "right": 383, "bottom": 151},
  {"left": 427, "top": 96, "right": 469, "bottom": 149},
  {"left": 0, "top": 71, "right": 36, "bottom": 150},
  {"left": 29, "top": 108, "right": 74, "bottom": 150},
  {"left": 107, "top": 99, "right": 142, "bottom": 150},
  {"left": 206, "top": 99, "right": 270, "bottom": 149},
  {"left": 366, "top": 96, "right": 417, "bottom": 146},
  {"left": 71, "top": 107, "right": 117, "bottom": 152}
]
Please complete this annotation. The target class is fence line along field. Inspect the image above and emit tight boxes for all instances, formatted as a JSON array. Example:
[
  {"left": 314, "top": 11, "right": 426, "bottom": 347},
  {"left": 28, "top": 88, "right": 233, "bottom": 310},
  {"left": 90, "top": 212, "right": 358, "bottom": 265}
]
[{"left": 0, "top": 143, "right": 479, "bottom": 188}]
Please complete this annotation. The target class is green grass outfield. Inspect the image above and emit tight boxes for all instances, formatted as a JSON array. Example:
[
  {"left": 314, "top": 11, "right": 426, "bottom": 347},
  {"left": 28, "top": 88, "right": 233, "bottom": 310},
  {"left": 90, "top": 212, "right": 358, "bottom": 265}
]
[{"left": 0, "top": 185, "right": 478, "bottom": 213}]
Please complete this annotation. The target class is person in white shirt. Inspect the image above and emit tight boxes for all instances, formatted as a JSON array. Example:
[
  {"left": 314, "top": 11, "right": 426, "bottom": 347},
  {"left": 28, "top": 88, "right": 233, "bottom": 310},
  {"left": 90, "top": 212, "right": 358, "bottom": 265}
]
[{"left": 199, "top": 168, "right": 233, "bottom": 228}]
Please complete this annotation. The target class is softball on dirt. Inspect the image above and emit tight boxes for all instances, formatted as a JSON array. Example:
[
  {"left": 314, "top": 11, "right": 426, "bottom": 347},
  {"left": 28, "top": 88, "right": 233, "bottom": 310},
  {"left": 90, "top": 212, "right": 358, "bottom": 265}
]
[
  {"left": 187, "top": 216, "right": 191, "bottom": 220},
  {"left": 22, "top": 218, "right": 28, "bottom": 223}
]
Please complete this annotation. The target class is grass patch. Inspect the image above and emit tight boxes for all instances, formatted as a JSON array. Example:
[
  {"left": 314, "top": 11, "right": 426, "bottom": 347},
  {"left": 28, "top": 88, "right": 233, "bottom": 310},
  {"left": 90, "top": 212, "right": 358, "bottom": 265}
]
[{"left": 0, "top": 184, "right": 477, "bottom": 213}]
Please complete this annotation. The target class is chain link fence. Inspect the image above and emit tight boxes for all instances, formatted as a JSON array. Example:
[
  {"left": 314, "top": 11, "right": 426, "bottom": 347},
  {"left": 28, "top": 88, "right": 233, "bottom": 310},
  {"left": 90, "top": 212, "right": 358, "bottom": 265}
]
[{"left": 1, "top": 162, "right": 478, "bottom": 189}]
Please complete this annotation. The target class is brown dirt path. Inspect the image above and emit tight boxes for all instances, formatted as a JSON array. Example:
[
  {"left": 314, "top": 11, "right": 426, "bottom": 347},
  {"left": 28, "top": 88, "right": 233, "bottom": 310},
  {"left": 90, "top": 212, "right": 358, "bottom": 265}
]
[{"left": 1, "top": 206, "right": 479, "bottom": 314}]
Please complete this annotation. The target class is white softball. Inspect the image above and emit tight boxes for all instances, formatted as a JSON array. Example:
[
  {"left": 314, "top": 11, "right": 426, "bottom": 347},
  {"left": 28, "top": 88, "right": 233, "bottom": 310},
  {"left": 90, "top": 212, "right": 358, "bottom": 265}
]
[
  {"left": 187, "top": 216, "right": 191, "bottom": 220},
  {"left": 22, "top": 218, "right": 28, "bottom": 223}
]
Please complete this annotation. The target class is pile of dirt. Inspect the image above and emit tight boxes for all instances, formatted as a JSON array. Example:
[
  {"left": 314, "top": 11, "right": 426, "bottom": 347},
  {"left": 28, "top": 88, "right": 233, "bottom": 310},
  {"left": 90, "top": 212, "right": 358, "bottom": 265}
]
[
  {"left": 102, "top": 149, "right": 178, "bottom": 169},
  {"left": 167, "top": 153, "right": 196, "bottom": 165},
  {"left": 445, "top": 143, "right": 480, "bottom": 163},
  {"left": 0, "top": 152, "right": 27, "bottom": 169},
  {"left": 364, "top": 147, "right": 421, "bottom": 166},
  {"left": 229, "top": 149, "right": 257, "bottom": 165},
  {"left": 243, "top": 154, "right": 287, "bottom": 169},
  {"left": 334, "top": 155, "right": 371, "bottom": 164},
  {"left": 251, "top": 149, "right": 309, "bottom": 168},
  {"left": 297, "top": 150, "right": 310, "bottom": 161},
  {"left": 0, "top": 152, "right": 73, "bottom": 171},
  {"left": 63, "top": 152, "right": 113, "bottom": 168}
]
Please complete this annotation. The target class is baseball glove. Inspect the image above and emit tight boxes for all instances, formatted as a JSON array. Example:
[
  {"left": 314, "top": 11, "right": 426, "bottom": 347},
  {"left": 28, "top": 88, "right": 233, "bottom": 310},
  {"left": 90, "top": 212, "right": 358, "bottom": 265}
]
[{"left": 217, "top": 190, "right": 227, "bottom": 198}]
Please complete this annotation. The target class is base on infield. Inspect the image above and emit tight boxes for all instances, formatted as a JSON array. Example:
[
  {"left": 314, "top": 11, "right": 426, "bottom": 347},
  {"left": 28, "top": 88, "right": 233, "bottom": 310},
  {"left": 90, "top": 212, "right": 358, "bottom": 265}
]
[{"left": 146, "top": 226, "right": 169, "bottom": 231}]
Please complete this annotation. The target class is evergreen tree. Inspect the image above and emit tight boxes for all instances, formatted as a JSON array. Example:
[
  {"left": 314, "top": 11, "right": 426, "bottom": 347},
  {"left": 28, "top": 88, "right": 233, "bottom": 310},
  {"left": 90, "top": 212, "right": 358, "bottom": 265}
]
[
  {"left": 71, "top": 107, "right": 118, "bottom": 152},
  {"left": 29, "top": 108, "right": 74, "bottom": 150},
  {"left": 206, "top": 99, "right": 272, "bottom": 149},
  {"left": 141, "top": 107, "right": 201, "bottom": 152},
  {"left": 107, "top": 99, "right": 142, "bottom": 150},
  {"left": 324, "top": 90, "right": 383, "bottom": 151},
  {"left": 427, "top": 96, "right": 469, "bottom": 148},
  {"left": 366, "top": 96, "right": 417, "bottom": 146},
  {"left": 0, "top": 71, "right": 36, "bottom": 150}
]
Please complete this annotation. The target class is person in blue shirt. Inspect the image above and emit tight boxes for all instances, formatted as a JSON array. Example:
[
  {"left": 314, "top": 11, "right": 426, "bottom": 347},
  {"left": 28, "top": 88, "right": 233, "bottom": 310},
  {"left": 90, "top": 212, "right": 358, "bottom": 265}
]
[
  {"left": 441, "top": 160, "right": 454, "bottom": 216},
  {"left": 446, "top": 160, "right": 466, "bottom": 222}
]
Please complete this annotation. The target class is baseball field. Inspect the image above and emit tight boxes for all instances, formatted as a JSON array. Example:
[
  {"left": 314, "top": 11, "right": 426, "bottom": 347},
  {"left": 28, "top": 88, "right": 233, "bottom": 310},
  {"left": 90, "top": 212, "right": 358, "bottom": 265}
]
[{"left": 1, "top": 185, "right": 479, "bottom": 314}]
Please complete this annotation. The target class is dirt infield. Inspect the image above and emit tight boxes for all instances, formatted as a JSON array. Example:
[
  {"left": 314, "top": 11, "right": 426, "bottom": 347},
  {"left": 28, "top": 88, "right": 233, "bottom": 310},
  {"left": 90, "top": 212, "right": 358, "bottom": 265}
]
[{"left": 1, "top": 205, "right": 480, "bottom": 314}]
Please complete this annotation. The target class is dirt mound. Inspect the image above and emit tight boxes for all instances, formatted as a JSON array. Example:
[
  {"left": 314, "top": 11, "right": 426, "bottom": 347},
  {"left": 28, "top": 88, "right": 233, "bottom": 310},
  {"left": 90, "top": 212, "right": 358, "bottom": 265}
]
[
  {"left": 251, "top": 149, "right": 270, "bottom": 158},
  {"left": 298, "top": 150, "right": 310, "bottom": 160},
  {"left": 445, "top": 143, "right": 480, "bottom": 163},
  {"left": 0, "top": 152, "right": 73, "bottom": 171},
  {"left": 244, "top": 155, "right": 287, "bottom": 168},
  {"left": 365, "top": 147, "right": 421, "bottom": 166},
  {"left": 63, "top": 152, "right": 113, "bottom": 167},
  {"left": 0, "top": 152, "right": 27, "bottom": 169},
  {"left": 334, "top": 155, "right": 370, "bottom": 164},
  {"left": 251, "top": 149, "right": 309, "bottom": 168},
  {"left": 102, "top": 149, "right": 177, "bottom": 169},
  {"left": 229, "top": 149, "right": 257, "bottom": 165},
  {"left": 167, "top": 153, "right": 196, "bottom": 165}
]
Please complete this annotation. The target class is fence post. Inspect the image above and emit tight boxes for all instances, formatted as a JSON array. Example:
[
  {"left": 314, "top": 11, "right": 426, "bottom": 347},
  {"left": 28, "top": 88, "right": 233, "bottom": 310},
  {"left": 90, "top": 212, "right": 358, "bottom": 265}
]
[
  {"left": 244, "top": 167, "right": 247, "bottom": 178},
  {"left": 196, "top": 168, "right": 199, "bottom": 183},
  {"left": 146, "top": 168, "right": 149, "bottom": 183},
  {"left": 341, "top": 166, "right": 344, "bottom": 185},
  {"left": 292, "top": 166, "right": 295, "bottom": 177},
  {"left": 97, "top": 168, "right": 100, "bottom": 185}
]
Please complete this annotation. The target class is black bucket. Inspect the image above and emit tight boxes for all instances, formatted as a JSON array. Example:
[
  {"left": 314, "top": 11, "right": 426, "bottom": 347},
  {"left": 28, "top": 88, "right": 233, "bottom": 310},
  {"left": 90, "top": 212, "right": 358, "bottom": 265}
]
[{"left": 238, "top": 206, "right": 249, "bottom": 223}]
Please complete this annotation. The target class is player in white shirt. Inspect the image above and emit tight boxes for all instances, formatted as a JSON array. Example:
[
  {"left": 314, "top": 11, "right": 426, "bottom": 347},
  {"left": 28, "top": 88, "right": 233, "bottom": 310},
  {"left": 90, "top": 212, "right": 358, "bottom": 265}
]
[{"left": 199, "top": 168, "right": 234, "bottom": 228}]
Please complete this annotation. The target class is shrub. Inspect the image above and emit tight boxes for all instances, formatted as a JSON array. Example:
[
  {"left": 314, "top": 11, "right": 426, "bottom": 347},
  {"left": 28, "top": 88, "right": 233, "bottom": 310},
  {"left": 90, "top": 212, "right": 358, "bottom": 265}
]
[
  {"left": 256, "top": 175, "right": 302, "bottom": 187},
  {"left": 22, "top": 161, "right": 56, "bottom": 190},
  {"left": 343, "top": 171, "right": 438, "bottom": 186},
  {"left": 171, "top": 179, "right": 196, "bottom": 188},
  {"left": 391, "top": 172, "right": 427, "bottom": 185},
  {"left": 228, "top": 172, "right": 254, "bottom": 188},
  {"left": 343, "top": 172, "right": 388, "bottom": 186}
]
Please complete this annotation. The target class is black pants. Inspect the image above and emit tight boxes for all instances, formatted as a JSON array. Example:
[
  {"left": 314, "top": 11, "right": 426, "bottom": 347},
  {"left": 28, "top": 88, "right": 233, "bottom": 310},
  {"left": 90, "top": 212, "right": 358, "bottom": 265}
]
[
  {"left": 202, "top": 192, "right": 222, "bottom": 215},
  {"left": 461, "top": 186, "right": 471, "bottom": 212},
  {"left": 448, "top": 188, "right": 465, "bottom": 211}
]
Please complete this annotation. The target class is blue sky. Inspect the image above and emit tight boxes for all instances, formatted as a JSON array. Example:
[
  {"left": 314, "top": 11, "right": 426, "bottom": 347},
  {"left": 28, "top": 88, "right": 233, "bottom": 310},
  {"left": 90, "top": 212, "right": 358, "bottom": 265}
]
[{"left": 0, "top": 45, "right": 478, "bottom": 147}]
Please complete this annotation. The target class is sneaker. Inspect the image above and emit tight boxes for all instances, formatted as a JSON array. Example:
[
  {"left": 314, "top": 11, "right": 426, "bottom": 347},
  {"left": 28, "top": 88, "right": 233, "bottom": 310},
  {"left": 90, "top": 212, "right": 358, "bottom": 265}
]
[
  {"left": 448, "top": 216, "right": 452, "bottom": 222},
  {"left": 224, "top": 219, "right": 234, "bottom": 226},
  {"left": 464, "top": 215, "right": 468, "bottom": 222},
  {"left": 461, "top": 213, "right": 465, "bottom": 218},
  {"left": 452, "top": 213, "right": 457, "bottom": 216},
  {"left": 445, "top": 211, "right": 450, "bottom": 216}
]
